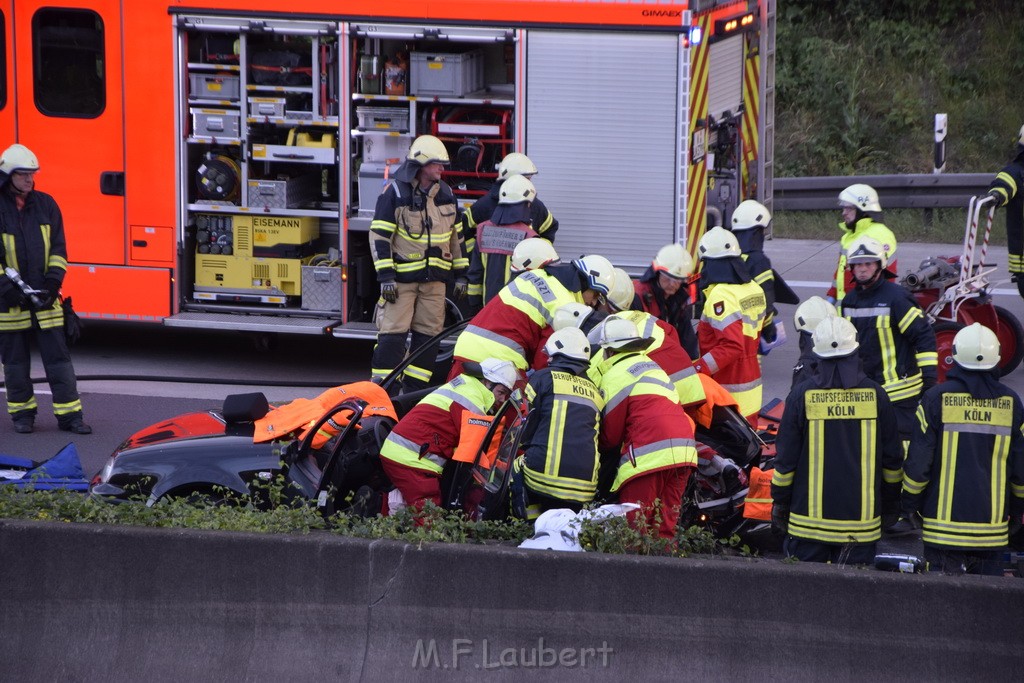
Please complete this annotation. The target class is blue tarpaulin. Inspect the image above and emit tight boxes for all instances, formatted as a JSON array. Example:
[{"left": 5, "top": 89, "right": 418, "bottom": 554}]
[{"left": 0, "top": 443, "right": 89, "bottom": 491}]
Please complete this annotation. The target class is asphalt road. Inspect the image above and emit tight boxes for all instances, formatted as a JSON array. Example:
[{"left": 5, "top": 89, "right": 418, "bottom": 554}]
[{"left": 3, "top": 236, "right": 1023, "bottom": 494}]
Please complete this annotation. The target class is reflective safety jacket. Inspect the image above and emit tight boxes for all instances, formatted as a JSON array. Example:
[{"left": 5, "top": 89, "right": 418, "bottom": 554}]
[
  {"left": 454, "top": 264, "right": 584, "bottom": 370},
  {"left": 466, "top": 220, "right": 538, "bottom": 304},
  {"left": 594, "top": 350, "right": 698, "bottom": 492},
  {"left": 772, "top": 368, "right": 903, "bottom": 544},
  {"left": 987, "top": 149, "right": 1024, "bottom": 275},
  {"left": 903, "top": 365, "right": 1024, "bottom": 549},
  {"left": 369, "top": 177, "right": 467, "bottom": 283},
  {"left": 0, "top": 187, "right": 68, "bottom": 332},
  {"left": 839, "top": 278, "right": 937, "bottom": 403},
  {"left": 694, "top": 280, "right": 766, "bottom": 418},
  {"left": 463, "top": 182, "right": 558, "bottom": 253},
  {"left": 521, "top": 357, "right": 603, "bottom": 503},
  {"left": 612, "top": 309, "right": 705, "bottom": 408},
  {"left": 741, "top": 250, "right": 775, "bottom": 325},
  {"left": 828, "top": 216, "right": 898, "bottom": 303},
  {"left": 379, "top": 374, "right": 495, "bottom": 475}
]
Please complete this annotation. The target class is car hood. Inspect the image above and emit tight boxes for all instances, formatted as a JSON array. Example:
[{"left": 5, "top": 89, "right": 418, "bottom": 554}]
[{"left": 116, "top": 410, "right": 250, "bottom": 451}]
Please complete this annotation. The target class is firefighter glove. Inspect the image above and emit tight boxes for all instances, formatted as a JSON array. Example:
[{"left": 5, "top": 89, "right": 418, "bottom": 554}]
[
  {"left": 380, "top": 281, "right": 398, "bottom": 304},
  {"left": 1009, "top": 512, "right": 1023, "bottom": 538},
  {"left": 886, "top": 511, "right": 922, "bottom": 537},
  {"left": 921, "top": 367, "right": 937, "bottom": 393},
  {"left": 37, "top": 278, "right": 61, "bottom": 309},
  {"left": 986, "top": 191, "right": 1002, "bottom": 209},
  {"left": 770, "top": 503, "right": 789, "bottom": 537},
  {"left": 0, "top": 282, "right": 24, "bottom": 308},
  {"left": 453, "top": 278, "right": 468, "bottom": 301},
  {"left": 1012, "top": 273, "right": 1024, "bottom": 299},
  {"left": 466, "top": 295, "right": 482, "bottom": 317}
]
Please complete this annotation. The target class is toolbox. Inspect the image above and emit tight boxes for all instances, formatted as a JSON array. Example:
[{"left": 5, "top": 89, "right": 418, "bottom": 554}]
[
  {"left": 355, "top": 106, "right": 410, "bottom": 133},
  {"left": 247, "top": 96, "right": 286, "bottom": 117},
  {"left": 191, "top": 108, "right": 240, "bottom": 138},
  {"left": 361, "top": 133, "right": 411, "bottom": 164},
  {"left": 189, "top": 72, "right": 240, "bottom": 100},
  {"left": 247, "top": 174, "right": 321, "bottom": 209},
  {"left": 301, "top": 265, "right": 343, "bottom": 311},
  {"left": 410, "top": 49, "right": 485, "bottom": 97}
]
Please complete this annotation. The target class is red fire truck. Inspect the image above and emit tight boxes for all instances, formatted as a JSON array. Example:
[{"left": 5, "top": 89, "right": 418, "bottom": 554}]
[{"left": 0, "top": 0, "right": 774, "bottom": 338}]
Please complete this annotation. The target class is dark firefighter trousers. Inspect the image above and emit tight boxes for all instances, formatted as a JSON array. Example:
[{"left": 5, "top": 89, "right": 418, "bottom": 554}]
[{"left": 0, "top": 323, "right": 83, "bottom": 426}]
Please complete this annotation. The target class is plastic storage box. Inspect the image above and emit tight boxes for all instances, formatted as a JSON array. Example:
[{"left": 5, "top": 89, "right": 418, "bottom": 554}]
[
  {"left": 189, "top": 73, "right": 240, "bottom": 100},
  {"left": 410, "top": 49, "right": 485, "bottom": 97},
  {"left": 191, "top": 108, "right": 240, "bottom": 138},
  {"left": 355, "top": 106, "right": 410, "bottom": 132},
  {"left": 362, "top": 133, "right": 411, "bottom": 164}
]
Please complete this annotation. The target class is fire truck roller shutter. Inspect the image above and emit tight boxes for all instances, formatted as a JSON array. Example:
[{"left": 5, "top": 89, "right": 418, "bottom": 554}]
[{"left": 707, "top": 35, "right": 744, "bottom": 124}]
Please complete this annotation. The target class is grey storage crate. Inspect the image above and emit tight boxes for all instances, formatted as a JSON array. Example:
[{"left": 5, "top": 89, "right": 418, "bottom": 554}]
[
  {"left": 410, "top": 49, "right": 485, "bottom": 97},
  {"left": 191, "top": 108, "right": 240, "bottom": 138},
  {"left": 301, "top": 265, "right": 343, "bottom": 311},
  {"left": 247, "top": 174, "right": 320, "bottom": 209},
  {"left": 355, "top": 106, "right": 410, "bottom": 132},
  {"left": 189, "top": 73, "right": 240, "bottom": 100}
]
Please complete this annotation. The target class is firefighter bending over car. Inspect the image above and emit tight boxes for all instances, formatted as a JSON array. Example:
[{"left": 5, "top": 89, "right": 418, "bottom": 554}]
[
  {"left": 590, "top": 315, "right": 698, "bottom": 539},
  {"left": 838, "top": 236, "right": 937, "bottom": 446},
  {"left": 378, "top": 358, "right": 517, "bottom": 512},
  {"left": 772, "top": 317, "right": 903, "bottom": 565},
  {"left": 369, "top": 134, "right": 468, "bottom": 394},
  {"left": 512, "top": 327, "right": 602, "bottom": 519},
  {"left": 898, "top": 323, "right": 1024, "bottom": 575},
  {"left": 693, "top": 226, "right": 767, "bottom": 423},
  {"left": 449, "top": 253, "right": 614, "bottom": 379}
]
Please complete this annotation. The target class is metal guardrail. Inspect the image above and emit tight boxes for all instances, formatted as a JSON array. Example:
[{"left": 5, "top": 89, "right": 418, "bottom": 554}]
[{"left": 773, "top": 173, "right": 992, "bottom": 211}]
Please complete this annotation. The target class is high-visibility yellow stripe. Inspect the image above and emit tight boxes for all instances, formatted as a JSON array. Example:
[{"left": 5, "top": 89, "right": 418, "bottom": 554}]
[
  {"left": 938, "top": 431, "right": 958, "bottom": 520},
  {"left": 546, "top": 399, "right": 567, "bottom": 477},
  {"left": 861, "top": 419, "right": 876, "bottom": 521},
  {"left": 808, "top": 418, "right": 823, "bottom": 519},
  {"left": 991, "top": 434, "right": 1009, "bottom": 524},
  {"left": 876, "top": 316, "right": 899, "bottom": 386}
]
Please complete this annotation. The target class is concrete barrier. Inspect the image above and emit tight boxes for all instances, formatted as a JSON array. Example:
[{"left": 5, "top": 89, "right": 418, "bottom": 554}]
[{"left": 1, "top": 520, "right": 1022, "bottom": 681}]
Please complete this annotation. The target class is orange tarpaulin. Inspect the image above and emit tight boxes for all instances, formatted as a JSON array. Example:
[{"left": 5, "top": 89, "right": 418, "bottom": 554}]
[{"left": 253, "top": 381, "right": 398, "bottom": 444}]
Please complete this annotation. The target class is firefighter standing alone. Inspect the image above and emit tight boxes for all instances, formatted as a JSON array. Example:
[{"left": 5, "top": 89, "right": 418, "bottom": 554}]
[
  {"left": 0, "top": 144, "right": 90, "bottom": 435},
  {"left": 369, "top": 134, "right": 468, "bottom": 392},
  {"left": 985, "top": 124, "right": 1024, "bottom": 298}
]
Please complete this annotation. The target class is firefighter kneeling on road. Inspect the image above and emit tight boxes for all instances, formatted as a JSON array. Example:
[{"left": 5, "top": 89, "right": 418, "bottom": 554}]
[
  {"left": 378, "top": 358, "right": 517, "bottom": 512},
  {"left": 590, "top": 315, "right": 698, "bottom": 539},
  {"left": 512, "top": 327, "right": 602, "bottom": 520},
  {"left": 693, "top": 226, "right": 767, "bottom": 423},
  {"left": 771, "top": 317, "right": 903, "bottom": 564},
  {"left": 898, "top": 323, "right": 1024, "bottom": 575}
]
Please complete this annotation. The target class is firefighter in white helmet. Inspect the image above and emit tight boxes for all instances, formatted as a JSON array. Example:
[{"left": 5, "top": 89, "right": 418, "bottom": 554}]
[
  {"left": 828, "top": 183, "right": 898, "bottom": 305},
  {"left": 0, "top": 143, "right": 90, "bottom": 434},
  {"left": 463, "top": 151, "right": 558, "bottom": 257},
  {"left": 838, "top": 236, "right": 936, "bottom": 446},
  {"left": 466, "top": 174, "right": 542, "bottom": 311},
  {"left": 730, "top": 199, "right": 796, "bottom": 350},
  {"left": 985, "top": 124, "right": 1024, "bottom": 300},
  {"left": 588, "top": 315, "right": 698, "bottom": 539},
  {"left": 634, "top": 242, "right": 699, "bottom": 359},
  {"left": 449, "top": 253, "right": 614, "bottom": 379},
  {"left": 511, "top": 237, "right": 559, "bottom": 274},
  {"left": 790, "top": 295, "right": 837, "bottom": 388},
  {"left": 900, "top": 322, "right": 1024, "bottom": 574},
  {"left": 772, "top": 316, "right": 903, "bottom": 564},
  {"left": 379, "top": 357, "right": 517, "bottom": 512},
  {"left": 511, "top": 327, "right": 602, "bottom": 519},
  {"left": 369, "top": 134, "right": 468, "bottom": 394},
  {"left": 693, "top": 227, "right": 767, "bottom": 422}
]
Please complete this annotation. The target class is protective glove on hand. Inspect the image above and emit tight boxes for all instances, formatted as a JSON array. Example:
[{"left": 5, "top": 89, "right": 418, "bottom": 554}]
[
  {"left": 986, "top": 190, "right": 1003, "bottom": 209},
  {"left": 453, "top": 278, "right": 468, "bottom": 301},
  {"left": 380, "top": 281, "right": 398, "bottom": 304},
  {"left": 0, "top": 283, "right": 25, "bottom": 308},
  {"left": 920, "top": 368, "right": 938, "bottom": 393},
  {"left": 770, "top": 504, "right": 789, "bottom": 537},
  {"left": 1008, "top": 512, "right": 1023, "bottom": 538},
  {"left": 36, "top": 278, "right": 61, "bottom": 309}
]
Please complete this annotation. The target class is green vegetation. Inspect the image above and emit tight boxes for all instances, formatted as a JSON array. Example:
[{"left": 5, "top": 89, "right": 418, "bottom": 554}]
[
  {"left": 0, "top": 482, "right": 743, "bottom": 558},
  {"left": 773, "top": 0, "right": 1022, "bottom": 242}
]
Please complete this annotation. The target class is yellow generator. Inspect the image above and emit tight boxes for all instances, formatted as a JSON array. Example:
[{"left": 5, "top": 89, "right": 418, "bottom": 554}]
[{"left": 193, "top": 214, "right": 319, "bottom": 303}]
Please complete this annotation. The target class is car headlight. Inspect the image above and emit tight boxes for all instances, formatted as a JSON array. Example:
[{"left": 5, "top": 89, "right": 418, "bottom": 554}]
[{"left": 98, "top": 458, "right": 115, "bottom": 483}]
